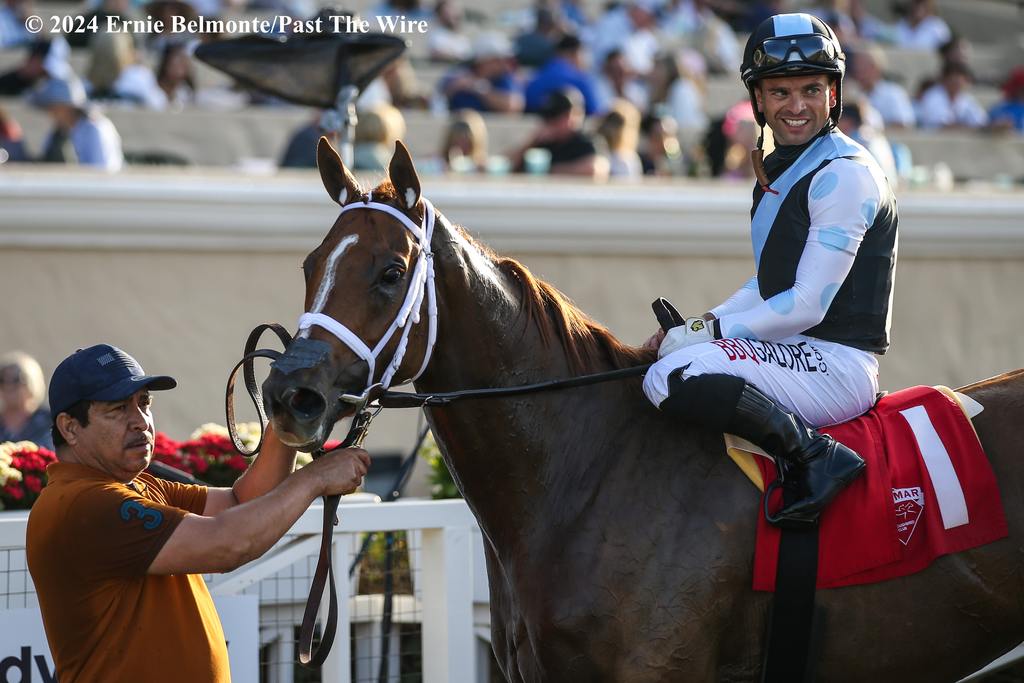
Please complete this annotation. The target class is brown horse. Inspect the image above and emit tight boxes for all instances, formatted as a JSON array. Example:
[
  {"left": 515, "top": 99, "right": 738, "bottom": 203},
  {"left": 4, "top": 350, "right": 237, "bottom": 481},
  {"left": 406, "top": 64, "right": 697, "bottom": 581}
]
[{"left": 263, "top": 138, "right": 1024, "bottom": 682}]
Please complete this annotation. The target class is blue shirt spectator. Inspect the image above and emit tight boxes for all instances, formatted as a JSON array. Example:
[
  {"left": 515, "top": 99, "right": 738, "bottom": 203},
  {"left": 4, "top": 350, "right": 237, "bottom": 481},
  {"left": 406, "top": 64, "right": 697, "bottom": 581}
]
[
  {"left": 440, "top": 33, "right": 524, "bottom": 114},
  {"left": 525, "top": 34, "right": 603, "bottom": 116},
  {"left": 30, "top": 77, "right": 124, "bottom": 171},
  {"left": 989, "top": 68, "right": 1024, "bottom": 134}
]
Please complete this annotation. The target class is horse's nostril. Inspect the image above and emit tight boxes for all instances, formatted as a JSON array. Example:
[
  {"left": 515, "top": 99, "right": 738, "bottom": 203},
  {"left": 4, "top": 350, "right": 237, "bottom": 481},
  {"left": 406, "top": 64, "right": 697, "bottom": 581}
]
[{"left": 282, "top": 387, "right": 327, "bottom": 421}]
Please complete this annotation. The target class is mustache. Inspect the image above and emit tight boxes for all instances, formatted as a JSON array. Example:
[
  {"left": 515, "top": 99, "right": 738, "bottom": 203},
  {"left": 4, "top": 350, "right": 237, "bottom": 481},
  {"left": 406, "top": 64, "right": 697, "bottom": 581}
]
[{"left": 125, "top": 434, "right": 154, "bottom": 448}]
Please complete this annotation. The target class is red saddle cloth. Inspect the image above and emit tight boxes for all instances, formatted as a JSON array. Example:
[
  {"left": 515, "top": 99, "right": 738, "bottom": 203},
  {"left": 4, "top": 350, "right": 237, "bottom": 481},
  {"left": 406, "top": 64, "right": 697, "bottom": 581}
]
[{"left": 752, "top": 385, "right": 1007, "bottom": 591}]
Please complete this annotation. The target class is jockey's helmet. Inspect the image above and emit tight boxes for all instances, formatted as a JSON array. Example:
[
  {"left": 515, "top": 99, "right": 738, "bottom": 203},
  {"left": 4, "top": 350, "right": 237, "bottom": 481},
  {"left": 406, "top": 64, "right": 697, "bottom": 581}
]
[{"left": 740, "top": 13, "right": 846, "bottom": 128}]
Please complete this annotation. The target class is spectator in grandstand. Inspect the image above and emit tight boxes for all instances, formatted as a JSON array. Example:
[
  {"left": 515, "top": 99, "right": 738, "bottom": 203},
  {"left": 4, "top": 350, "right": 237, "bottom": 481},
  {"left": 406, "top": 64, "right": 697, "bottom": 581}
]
[
  {"left": 989, "top": 68, "right": 1024, "bottom": 135},
  {"left": 525, "top": 34, "right": 602, "bottom": 115},
  {"left": 596, "top": 99, "right": 643, "bottom": 178},
  {"left": 639, "top": 111, "right": 685, "bottom": 176},
  {"left": 441, "top": 32, "right": 524, "bottom": 114},
  {"left": 353, "top": 103, "right": 406, "bottom": 172},
  {"left": 559, "top": 0, "right": 590, "bottom": 35},
  {"left": 849, "top": 45, "right": 915, "bottom": 128},
  {"left": 838, "top": 97, "right": 898, "bottom": 183},
  {"left": 937, "top": 34, "right": 972, "bottom": 70},
  {"left": 512, "top": 88, "right": 607, "bottom": 178},
  {"left": 590, "top": 0, "right": 660, "bottom": 77},
  {"left": 661, "top": 0, "right": 740, "bottom": 75},
  {"left": 0, "top": 351, "right": 52, "bottom": 449},
  {"left": 648, "top": 50, "right": 709, "bottom": 140},
  {"left": 912, "top": 35, "right": 973, "bottom": 105},
  {"left": 915, "top": 61, "right": 987, "bottom": 130},
  {"left": 26, "top": 343, "right": 369, "bottom": 681},
  {"left": 0, "top": 0, "right": 32, "bottom": 48},
  {"left": 848, "top": 0, "right": 892, "bottom": 42},
  {"left": 893, "top": 0, "right": 950, "bottom": 50},
  {"left": 595, "top": 49, "right": 648, "bottom": 113},
  {"left": 31, "top": 76, "right": 124, "bottom": 171},
  {"left": 278, "top": 111, "right": 321, "bottom": 168},
  {"left": 156, "top": 43, "right": 197, "bottom": 108},
  {"left": 427, "top": 0, "right": 472, "bottom": 63},
  {"left": 0, "top": 38, "right": 71, "bottom": 96},
  {"left": 514, "top": 5, "right": 564, "bottom": 69},
  {"left": 738, "top": 0, "right": 784, "bottom": 33},
  {"left": 386, "top": 58, "right": 431, "bottom": 109},
  {"left": 86, "top": 31, "right": 168, "bottom": 110},
  {"left": 439, "top": 109, "right": 489, "bottom": 172},
  {"left": 803, "top": 0, "right": 858, "bottom": 43},
  {"left": 702, "top": 99, "right": 757, "bottom": 180},
  {"left": 0, "top": 105, "right": 28, "bottom": 163},
  {"left": 372, "top": 0, "right": 431, "bottom": 21},
  {"left": 66, "top": 0, "right": 139, "bottom": 48}
]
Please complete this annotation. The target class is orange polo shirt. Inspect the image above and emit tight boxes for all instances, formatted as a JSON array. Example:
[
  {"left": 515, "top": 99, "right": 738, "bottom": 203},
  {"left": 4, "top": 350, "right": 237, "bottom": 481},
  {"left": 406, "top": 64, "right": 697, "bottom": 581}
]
[{"left": 26, "top": 462, "right": 230, "bottom": 683}]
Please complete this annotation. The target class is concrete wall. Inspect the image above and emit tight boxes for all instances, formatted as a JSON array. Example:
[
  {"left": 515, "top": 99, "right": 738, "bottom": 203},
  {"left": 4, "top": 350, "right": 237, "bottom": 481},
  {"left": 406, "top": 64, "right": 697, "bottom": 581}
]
[{"left": 2, "top": 167, "right": 1023, "bottom": 493}]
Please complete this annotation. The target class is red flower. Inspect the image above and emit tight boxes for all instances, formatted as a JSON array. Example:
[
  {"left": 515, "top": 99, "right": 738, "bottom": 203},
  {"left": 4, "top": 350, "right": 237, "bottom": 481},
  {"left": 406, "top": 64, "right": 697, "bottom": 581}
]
[
  {"left": 3, "top": 484, "right": 24, "bottom": 500},
  {"left": 23, "top": 475, "right": 42, "bottom": 494},
  {"left": 227, "top": 455, "right": 249, "bottom": 472}
]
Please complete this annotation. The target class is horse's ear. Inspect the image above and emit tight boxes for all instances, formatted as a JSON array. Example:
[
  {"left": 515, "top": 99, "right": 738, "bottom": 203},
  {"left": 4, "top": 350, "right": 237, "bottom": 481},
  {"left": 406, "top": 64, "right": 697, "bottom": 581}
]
[
  {"left": 317, "top": 136, "right": 361, "bottom": 206},
  {"left": 388, "top": 141, "right": 421, "bottom": 211}
]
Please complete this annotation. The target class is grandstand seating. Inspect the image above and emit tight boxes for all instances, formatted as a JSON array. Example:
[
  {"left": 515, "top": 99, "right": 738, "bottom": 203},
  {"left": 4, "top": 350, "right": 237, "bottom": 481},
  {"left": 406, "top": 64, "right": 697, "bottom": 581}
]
[
  {"left": 1, "top": 0, "right": 1021, "bottom": 181},
  {"left": 4, "top": 96, "right": 1023, "bottom": 181}
]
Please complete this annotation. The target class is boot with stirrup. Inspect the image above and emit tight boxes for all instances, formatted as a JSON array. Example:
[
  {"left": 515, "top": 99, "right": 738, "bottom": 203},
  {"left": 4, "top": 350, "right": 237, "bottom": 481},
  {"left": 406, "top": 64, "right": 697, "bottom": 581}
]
[{"left": 726, "top": 383, "right": 866, "bottom": 528}]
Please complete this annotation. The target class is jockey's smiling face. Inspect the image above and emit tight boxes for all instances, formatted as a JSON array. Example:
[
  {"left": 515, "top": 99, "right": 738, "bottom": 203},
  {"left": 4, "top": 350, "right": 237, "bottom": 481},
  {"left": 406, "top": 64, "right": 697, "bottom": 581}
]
[{"left": 755, "top": 73, "right": 836, "bottom": 146}]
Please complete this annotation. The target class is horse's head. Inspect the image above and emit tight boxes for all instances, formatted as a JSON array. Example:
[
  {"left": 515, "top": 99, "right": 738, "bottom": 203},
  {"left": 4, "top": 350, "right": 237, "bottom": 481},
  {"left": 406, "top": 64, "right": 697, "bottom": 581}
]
[{"left": 264, "top": 137, "right": 437, "bottom": 449}]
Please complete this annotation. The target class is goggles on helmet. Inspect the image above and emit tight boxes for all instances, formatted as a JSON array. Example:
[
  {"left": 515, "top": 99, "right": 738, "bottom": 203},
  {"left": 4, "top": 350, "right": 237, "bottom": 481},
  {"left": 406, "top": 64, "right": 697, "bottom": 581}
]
[{"left": 752, "top": 35, "right": 838, "bottom": 70}]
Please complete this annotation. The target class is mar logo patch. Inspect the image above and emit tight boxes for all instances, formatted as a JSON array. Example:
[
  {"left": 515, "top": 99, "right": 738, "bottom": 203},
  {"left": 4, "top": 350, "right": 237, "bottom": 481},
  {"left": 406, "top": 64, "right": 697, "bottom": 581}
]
[
  {"left": 120, "top": 500, "right": 164, "bottom": 530},
  {"left": 893, "top": 486, "right": 925, "bottom": 546}
]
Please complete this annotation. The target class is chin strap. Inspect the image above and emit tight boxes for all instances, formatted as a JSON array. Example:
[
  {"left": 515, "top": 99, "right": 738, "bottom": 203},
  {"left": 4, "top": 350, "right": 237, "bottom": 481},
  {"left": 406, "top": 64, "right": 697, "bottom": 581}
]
[{"left": 752, "top": 124, "right": 779, "bottom": 196}]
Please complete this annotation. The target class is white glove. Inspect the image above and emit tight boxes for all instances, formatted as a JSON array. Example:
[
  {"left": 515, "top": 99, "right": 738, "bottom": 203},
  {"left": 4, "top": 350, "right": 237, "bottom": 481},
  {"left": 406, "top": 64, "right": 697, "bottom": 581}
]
[{"left": 657, "top": 317, "right": 716, "bottom": 358}]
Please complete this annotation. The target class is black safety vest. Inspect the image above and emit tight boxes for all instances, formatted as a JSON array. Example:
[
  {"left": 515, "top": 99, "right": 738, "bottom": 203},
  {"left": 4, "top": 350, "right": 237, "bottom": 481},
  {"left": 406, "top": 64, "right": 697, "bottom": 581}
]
[{"left": 751, "top": 131, "right": 898, "bottom": 354}]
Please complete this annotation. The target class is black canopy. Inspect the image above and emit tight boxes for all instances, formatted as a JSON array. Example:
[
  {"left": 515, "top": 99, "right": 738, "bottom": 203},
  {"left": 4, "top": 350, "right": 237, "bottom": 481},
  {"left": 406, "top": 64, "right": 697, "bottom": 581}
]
[{"left": 194, "top": 29, "right": 406, "bottom": 108}]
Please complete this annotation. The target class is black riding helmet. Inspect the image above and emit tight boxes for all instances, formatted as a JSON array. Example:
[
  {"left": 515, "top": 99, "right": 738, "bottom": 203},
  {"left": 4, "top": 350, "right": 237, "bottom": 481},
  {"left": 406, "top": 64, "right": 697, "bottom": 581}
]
[{"left": 740, "top": 13, "right": 846, "bottom": 128}]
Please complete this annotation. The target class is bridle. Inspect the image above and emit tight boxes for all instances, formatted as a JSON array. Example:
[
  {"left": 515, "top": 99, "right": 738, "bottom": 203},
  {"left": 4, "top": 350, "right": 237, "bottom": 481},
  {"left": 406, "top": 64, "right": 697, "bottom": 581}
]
[
  {"left": 297, "top": 191, "right": 439, "bottom": 403},
  {"left": 224, "top": 193, "right": 652, "bottom": 668}
]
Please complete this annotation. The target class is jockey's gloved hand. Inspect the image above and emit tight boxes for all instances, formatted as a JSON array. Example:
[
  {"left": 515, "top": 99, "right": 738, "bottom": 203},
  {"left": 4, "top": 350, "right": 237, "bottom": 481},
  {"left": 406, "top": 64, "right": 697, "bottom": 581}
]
[{"left": 658, "top": 317, "right": 718, "bottom": 358}]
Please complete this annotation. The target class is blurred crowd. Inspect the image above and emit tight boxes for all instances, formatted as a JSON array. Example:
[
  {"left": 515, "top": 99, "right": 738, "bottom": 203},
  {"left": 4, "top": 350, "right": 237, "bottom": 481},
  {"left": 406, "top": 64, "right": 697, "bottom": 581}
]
[{"left": 0, "top": 0, "right": 1022, "bottom": 181}]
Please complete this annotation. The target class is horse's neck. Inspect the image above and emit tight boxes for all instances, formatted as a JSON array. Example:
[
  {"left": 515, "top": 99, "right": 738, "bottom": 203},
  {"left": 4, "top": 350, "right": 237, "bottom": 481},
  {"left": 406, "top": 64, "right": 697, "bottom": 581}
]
[{"left": 414, "top": 224, "right": 629, "bottom": 552}]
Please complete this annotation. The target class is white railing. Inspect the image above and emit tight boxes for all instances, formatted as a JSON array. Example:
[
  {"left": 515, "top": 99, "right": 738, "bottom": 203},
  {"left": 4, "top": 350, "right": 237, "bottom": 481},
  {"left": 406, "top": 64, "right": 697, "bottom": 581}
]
[{"left": 0, "top": 498, "right": 492, "bottom": 683}]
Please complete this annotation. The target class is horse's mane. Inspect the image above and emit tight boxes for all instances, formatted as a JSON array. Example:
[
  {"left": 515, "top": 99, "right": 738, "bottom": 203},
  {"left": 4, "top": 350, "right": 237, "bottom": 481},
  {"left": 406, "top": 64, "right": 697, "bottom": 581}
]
[
  {"left": 370, "top": 181, "right": 654, "bottom": 375},
  {"left": 493, "top": 256, "right": 655, "bottom": 375}
]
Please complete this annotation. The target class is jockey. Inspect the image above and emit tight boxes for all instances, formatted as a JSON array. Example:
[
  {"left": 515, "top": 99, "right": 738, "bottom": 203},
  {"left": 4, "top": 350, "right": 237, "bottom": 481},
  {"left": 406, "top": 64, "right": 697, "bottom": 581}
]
[{"left": 642, "top": 13, "right": 898, "bottom": 527}]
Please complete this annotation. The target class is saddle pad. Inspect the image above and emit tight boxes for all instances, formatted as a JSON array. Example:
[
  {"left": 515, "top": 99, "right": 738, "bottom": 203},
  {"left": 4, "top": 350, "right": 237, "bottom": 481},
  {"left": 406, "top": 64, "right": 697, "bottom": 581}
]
[{"left": 750, "top": 385, "right": 1007, "bottom": 591}]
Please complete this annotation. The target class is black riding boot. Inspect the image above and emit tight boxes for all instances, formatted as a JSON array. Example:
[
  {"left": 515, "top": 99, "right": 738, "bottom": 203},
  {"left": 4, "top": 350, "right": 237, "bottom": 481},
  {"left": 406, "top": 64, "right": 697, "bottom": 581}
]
[
  {"left": 726, "top": 382, "right": 866, "bottom": 528},
  {"left": 658, "top": 371, "right": 865, "bottom": 528}
]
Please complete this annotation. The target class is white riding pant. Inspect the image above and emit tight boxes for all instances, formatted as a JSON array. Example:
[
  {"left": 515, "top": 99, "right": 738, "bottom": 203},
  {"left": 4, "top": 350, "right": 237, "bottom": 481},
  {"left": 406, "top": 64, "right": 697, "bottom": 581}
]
[{"left": 643, "top": 334, "right": 880, "bottom": 428}]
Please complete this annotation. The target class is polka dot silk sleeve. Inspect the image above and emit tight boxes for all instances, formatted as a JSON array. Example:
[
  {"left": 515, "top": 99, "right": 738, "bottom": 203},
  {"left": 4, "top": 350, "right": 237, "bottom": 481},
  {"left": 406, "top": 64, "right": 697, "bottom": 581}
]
[{"left": 716, "top": 159, "right": 882, "bottom": 342}]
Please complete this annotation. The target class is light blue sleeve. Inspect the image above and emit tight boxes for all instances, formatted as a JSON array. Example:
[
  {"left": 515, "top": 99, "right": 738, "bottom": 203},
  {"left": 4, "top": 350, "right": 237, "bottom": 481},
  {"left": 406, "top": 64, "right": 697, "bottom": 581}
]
[
  {"left": 709, "top": 275, "right": 762, "bottom": 318},
  {"left": 71, "top": 121, "right": 106, "bottom": 166},
  {"left": 716, "top": 159, "right": 883, "bottom": 341}
]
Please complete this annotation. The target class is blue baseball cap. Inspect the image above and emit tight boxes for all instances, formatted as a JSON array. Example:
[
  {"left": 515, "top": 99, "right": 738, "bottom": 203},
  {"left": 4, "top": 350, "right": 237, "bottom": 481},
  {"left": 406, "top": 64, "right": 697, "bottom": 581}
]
[{"left": 48, "top": 344, "right": 177, "bottom": 416}]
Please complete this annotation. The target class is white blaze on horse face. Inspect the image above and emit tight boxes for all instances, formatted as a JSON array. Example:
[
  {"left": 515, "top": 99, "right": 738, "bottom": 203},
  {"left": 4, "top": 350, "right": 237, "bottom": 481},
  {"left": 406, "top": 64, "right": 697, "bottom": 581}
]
[{"left": 300, "top": 234, "right": 359, "bottom": 338}]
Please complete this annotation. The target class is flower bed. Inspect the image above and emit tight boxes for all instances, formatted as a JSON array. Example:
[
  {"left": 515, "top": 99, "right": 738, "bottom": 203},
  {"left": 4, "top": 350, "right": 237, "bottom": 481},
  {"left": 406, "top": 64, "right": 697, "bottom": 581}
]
[{"left": 0, "top": 441, "right": 56, "bottom": 510}]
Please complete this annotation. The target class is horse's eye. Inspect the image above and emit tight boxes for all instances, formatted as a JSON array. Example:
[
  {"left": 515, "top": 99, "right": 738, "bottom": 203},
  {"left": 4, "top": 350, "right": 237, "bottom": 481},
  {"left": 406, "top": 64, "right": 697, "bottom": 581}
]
[{"left": 380, "top": 266, "right": 404, "bottom": 286}]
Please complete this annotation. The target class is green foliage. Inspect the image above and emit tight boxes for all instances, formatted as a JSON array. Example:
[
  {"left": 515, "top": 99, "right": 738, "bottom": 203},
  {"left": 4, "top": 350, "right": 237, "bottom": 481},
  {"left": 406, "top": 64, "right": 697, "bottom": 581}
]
[{"left": 417, "top": 431, "right": 461, "bottom": 499}]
